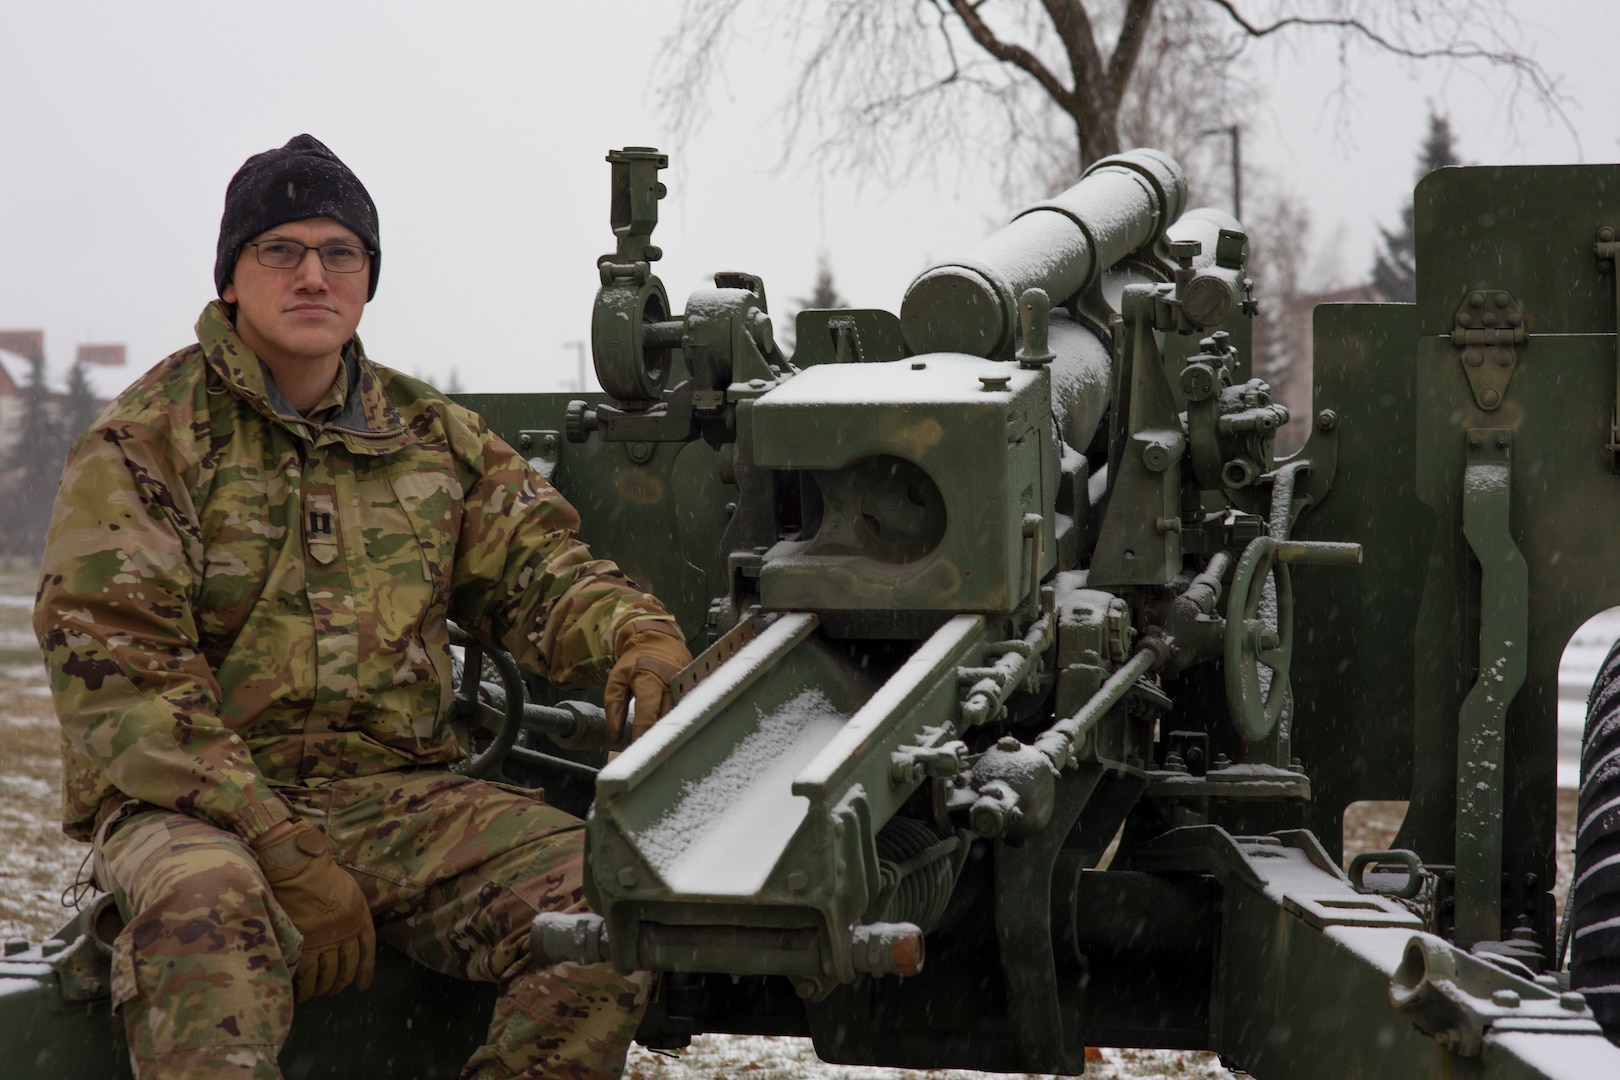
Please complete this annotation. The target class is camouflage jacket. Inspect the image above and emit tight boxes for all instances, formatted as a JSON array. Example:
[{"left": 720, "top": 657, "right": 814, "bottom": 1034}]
[{"left": 35, "top": 302, "right": 680, "bottom": 841}]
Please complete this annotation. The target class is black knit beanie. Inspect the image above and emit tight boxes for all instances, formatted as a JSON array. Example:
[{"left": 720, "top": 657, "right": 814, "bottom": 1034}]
[{"left": 215, "top": 134, "right": 381, "bottom": 300}]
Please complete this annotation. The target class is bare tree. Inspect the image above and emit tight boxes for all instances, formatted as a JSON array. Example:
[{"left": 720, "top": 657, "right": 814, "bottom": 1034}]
[
  {"left": 661, "top": 1, "right": 1562, "bottom": 427},
  {"left": 660, "top": 0, "right": 1565, "bottom": 191}
]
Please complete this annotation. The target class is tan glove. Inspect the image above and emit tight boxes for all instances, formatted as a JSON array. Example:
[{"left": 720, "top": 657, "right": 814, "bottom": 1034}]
[
  {"left": 604, "top": 622, "right": 692, "bottom": 743},
  {"left": 252, "top": 818, "right": 375, "bottom": 1002}
]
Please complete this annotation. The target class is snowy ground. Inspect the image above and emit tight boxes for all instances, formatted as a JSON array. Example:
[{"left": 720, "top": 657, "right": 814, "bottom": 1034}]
[
  {"left": 0, "top": 571, "right": 1592, "bottom": 1078},
  {"left": 624, "top": 1037, "right": 1232, "bottom": 1080},
  {"left": 1557, "top": 609, "right": 1620, "bottom": 787}
]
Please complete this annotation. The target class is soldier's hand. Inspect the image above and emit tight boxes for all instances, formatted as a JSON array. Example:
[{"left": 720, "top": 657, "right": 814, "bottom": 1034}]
[
  {"left": 604, "top": 623, "right": 692, "bottom": 743},
  {"left": 251, "top": 818, "right": 375, "bottom": 1002}
]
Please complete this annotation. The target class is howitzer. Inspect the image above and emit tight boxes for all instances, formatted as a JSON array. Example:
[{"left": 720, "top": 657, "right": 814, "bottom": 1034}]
[{"left": 7, "top": 147, "right": 1620, "bottom": 1079}]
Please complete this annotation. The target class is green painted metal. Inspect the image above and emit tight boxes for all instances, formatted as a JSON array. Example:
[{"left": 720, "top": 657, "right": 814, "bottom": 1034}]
[
  {"left": 750, "top": 355, "right": 1054, "bottom": 620},
  {"left": 899, "top": 149, "right": 1186, "bottom": 359},
  {"left": 12, "top": 151, "right": 1620, "bottom": 1078},
  {"left": 1137, "top": 826, "right": 1614, "bottom": 1076},
  {"left": 586, "top": 612, "right": 987, "bottom": 992},
  {"left": 1597, "top": 227, "right": 1620, "bottom": 468},
  {"left": 1400, "top": 166, "right": 1620, "bottom": 952},
  {"left": 1453, "top": 428, "right": 1528, "bottom": 949}
]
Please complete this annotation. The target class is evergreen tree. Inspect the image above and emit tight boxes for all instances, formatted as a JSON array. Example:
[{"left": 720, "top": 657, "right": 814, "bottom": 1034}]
[
  {"left": 781, "top": 254, "right": 850, "bottom": 354},
  {"left": 60, "top": 363, "right": 103, "bottom": 447},
  {"left": 1372, "top": 113, "right": 1462, "bottom": 303},
  {"left": 796, "top": 254, "right": 848, "bottom": 311},
  {"left": 3, "top": 353, "right": 65, "bottom": 560}
]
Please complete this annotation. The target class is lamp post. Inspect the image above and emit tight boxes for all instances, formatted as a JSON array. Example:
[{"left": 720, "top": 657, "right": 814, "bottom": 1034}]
[
  {"left": 1198, "top": 124, "right": 1242, "bottom": 222},
  {"left": 563, "top": 340, "right": 588, "bottom": 393}
]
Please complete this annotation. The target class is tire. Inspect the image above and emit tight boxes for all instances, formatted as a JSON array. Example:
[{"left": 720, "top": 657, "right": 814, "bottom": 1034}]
[{"left": 1572, "top": 639, "right": 1620, "bottom": 1040}]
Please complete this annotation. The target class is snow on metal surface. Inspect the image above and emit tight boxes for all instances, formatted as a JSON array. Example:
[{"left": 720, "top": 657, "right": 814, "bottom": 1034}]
[
  {"left": 795, "top": 614, "right": 981, "bottom": 792},
  {"left": 1466, "top": 461, "right": 1509, "bottom": 494},
  {"left": 635, "top": 687, "right": 848, "bottom": 896},
  {"left": 598, "top": 613, "right": 816, "bottom": 790},
  {"left": 1491, "top": 1029, "right": 1620, "bottom": 1078},
  {"left": 1324, "top": 924, "right": 1412, "bottom": 973},
  {"left": 760, "top": 352, "right": 1036, "bottom": 406}
]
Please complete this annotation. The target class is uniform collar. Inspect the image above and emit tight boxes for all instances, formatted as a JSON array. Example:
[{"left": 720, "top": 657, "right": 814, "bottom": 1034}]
[{"left": 195, "top": 300, "right": 417, "bottom": 454}]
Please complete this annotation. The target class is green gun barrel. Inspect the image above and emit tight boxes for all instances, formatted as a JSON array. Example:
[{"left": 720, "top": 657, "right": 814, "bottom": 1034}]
[{"left": 899, "top": 148, "right": 1186, "bottom": 359}]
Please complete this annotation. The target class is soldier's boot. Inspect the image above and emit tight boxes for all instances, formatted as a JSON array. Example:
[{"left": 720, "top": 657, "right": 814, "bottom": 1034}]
[{"left": 460, "top": 961, "right": 651, "bottom": 1080}]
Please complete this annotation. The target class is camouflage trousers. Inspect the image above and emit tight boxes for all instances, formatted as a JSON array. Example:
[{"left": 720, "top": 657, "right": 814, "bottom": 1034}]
[{"left": 93, "top": 770, "right": 650, "bottom": 1080}]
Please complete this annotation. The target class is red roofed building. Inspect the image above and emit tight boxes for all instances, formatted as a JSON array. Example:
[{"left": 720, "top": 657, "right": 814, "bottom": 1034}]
[
  {"left": 0, "top": 330, "right": 129, "bottom": 463},
  {"left": 0, "top": 331, "right": 43, "bottom": 400},
  {"left": 76, "top": 344, "right": 127, "bottom": 368}
]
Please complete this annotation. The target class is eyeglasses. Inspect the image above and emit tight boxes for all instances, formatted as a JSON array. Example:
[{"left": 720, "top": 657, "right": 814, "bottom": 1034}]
[{"left": 245, "top": 240, "right": 372, "bottom": 274}]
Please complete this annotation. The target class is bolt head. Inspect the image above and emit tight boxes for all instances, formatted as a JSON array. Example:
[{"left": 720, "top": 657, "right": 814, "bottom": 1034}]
[
  {"left": 1480, "top": 388, "right": 1502, "bottom": 409},
  {"left": 1561, "top": 991, "right": 1588, "bottom": 1011},
  {"left": 1182, "top": 367, "right": 1215, "bottom": 401},
  {"left": 1169, "top": 239, "right": 1202, "bottom": 262},
  {"left": 1491, "top": 989, "right": 1521, "bottom": 1008}
]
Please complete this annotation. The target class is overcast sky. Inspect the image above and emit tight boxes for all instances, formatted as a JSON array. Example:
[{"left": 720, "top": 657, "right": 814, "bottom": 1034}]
[{"left": 0, "top": 1, "right": 1612, "bottom": 395}]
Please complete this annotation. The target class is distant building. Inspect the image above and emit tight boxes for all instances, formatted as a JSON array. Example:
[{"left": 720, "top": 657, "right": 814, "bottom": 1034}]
[
  {"left": 0, "top": 330, "right": 43, "bottom": 366},
  {"left": 0, "top": 331, "right": 131, "bottom": 461},
  {"left": 0, "top": 350, "right": 24, "bottom": 471},
  {"left": 76, "top": 343, "right": 126, "bottom": 368},
  {"left": 0, "top": 349, "right": 21, "bottom": 398}
]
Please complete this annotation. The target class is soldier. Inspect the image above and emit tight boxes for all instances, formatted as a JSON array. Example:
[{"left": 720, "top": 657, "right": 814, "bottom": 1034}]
[{"left": 33, "top": 134, "right": 692, "bottom": 1080}]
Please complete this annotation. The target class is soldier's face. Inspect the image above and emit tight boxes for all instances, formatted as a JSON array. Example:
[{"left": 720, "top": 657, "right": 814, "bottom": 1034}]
[{"left": 222, "top": 216, "right": 368, "bottom": 369}]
